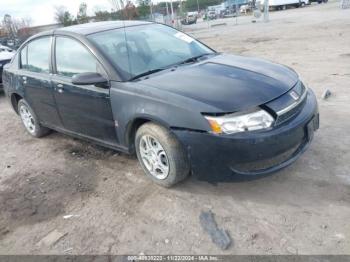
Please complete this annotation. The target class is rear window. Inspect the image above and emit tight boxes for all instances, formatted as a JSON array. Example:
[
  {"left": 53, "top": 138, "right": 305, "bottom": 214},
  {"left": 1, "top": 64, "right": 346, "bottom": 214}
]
[{"left": 21, "top": 37, "right": 51, "bottom": 73}]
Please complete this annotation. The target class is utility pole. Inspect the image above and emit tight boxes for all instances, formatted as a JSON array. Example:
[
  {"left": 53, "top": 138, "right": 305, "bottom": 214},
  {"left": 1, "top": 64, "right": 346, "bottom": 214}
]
[
  {"left": 197, "top": 0, "right": 200, "bottom": 12},
  {"left": 150, "top": 0, "right": 153, "bottom": 21},
  {"left": 264, "top": 0, "right": 269, "bottom": 22},
  {"left": 166, "top": 1, "right": 169, "bottom": 16},
  {"left": 235, "top": 0, "right": 238, "bottom": 24},
  {"left": 170, "top": 0, "right": 175, "bottom": 26}
]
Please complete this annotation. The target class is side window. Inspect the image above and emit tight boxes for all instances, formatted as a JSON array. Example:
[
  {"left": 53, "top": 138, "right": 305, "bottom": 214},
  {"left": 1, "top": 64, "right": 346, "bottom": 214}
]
[
  {"left": 55, "top": 37, "right": 105, "bottom": 78},
  {"left": 22, "top": 37, "right": 51, "bottom": 73}
]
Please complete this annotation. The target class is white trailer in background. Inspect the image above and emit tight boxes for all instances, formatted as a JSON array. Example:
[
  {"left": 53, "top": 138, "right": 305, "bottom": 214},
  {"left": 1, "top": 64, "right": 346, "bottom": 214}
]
[{"left": 257, "top": 0, "right": 309, "bottom": 10}]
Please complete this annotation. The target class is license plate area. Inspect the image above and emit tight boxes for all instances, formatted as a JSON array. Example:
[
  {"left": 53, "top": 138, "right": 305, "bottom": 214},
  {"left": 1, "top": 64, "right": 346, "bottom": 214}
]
[{"left": 306, "top": 117, "right": 315, "bottom": 141}]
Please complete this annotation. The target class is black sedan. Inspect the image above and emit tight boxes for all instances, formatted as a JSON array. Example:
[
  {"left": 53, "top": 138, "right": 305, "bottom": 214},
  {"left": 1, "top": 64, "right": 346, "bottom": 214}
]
[{"left": 2, "top": 21, "right": 319, "bottom": 187}]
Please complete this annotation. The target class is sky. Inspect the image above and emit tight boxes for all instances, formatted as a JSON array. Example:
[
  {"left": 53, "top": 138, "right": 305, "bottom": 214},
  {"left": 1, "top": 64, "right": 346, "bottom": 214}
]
[{"left": 1, "top": 0, "right": 115, "bottom": 26}]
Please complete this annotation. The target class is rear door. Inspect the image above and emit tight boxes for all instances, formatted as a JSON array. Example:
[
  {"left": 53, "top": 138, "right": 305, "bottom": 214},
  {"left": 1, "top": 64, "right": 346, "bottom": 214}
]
[
  {"left": 51, "top": 35, "right": 117, "bottom": 143},
  {"left": 19, "top": 36, "right": 62, "bottom": 128}
]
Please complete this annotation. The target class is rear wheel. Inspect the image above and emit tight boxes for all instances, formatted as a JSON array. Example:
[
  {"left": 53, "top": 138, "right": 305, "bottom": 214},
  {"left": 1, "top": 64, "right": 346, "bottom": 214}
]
[
  {"left": 135, "top": 122, "right": 190, "bottom": 187},
  {"left": 18, "top": 99, "right": 50, "bottom": 138}
]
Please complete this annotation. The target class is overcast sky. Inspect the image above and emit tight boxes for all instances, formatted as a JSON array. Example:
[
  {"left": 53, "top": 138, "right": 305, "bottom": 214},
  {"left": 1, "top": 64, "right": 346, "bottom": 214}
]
[{"left": 1, "top": 0, "right": 115, "bottom": 26}]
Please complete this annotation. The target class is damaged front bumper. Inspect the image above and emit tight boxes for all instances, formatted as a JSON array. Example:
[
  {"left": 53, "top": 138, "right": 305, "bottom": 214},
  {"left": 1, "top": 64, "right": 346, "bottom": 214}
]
[{"left": 173, "top": 89, "right": 319, "bottom": 183}]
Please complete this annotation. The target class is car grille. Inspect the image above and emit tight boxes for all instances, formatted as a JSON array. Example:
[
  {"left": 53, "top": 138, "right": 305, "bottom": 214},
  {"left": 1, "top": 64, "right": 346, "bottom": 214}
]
[
  {"left": 275, "top": 82, "right": 307, "bottom": 125},
  {"left": 233, "top": 143, "right": 301, "bottom": 173},
  {"left": 275, "top": 95, "right": 307, "bottom": 125}
]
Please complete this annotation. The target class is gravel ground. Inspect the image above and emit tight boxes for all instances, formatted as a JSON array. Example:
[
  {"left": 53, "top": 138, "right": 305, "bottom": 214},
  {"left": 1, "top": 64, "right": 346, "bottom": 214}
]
[{"left": 0, "top": 1, "right": 349, "bottom": 255}]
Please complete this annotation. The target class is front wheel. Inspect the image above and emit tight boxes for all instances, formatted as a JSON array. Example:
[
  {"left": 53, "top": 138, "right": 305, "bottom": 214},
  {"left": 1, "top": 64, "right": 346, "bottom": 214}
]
[{"left": 135, "top": 123, "right": 190, "bottom": 187}]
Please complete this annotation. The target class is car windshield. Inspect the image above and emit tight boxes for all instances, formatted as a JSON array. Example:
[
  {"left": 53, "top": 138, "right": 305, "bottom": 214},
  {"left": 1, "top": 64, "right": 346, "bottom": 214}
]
[{"left": 88, "top": 24, "right": 215, "bottom": 81}]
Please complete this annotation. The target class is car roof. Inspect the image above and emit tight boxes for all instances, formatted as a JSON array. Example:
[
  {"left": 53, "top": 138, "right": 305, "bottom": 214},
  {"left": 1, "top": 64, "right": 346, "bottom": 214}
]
[
  {"left": 23, "top": 20, "right": 155, "bottom": 46},
  {"left": 55, "top": 20, "right": 153, "bottom": 36}
]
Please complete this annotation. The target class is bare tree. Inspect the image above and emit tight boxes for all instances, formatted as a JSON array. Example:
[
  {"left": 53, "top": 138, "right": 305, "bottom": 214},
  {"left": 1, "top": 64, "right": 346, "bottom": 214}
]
[
  {"left": 77, "top": 2, "right": 89, "bottom": 24},
  {"left": 2, "top": 14, "right": 33, "bottom": 44},
  {"left": 109, "top": 0, "right": 125, "bottom": 11},
  {"left": 54, "top": 5, "right": 67, "bottom": 24},
  {"left": 20, "top": 17, "right": 33, "bottom": 28},
  {"left": 54, "top": 5, "right": 75, "bottom": 26},
  {"left": 2, "top": 14, "right": 17, "bottom": 39}
]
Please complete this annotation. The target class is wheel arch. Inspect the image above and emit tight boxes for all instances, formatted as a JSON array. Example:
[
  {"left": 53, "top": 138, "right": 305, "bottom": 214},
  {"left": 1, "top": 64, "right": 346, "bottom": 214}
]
[
  {"left": 125, "top": 115, "right": 172, "bottom": 153},
  {"left": 10, "top": 93, "right": 23, "bottom": 114}
]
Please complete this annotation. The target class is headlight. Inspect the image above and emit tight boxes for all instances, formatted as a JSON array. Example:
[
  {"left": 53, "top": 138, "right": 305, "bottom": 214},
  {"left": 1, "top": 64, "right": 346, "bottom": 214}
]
[{"left": 205, "top": 108, "right": 274, "bottom": 134}]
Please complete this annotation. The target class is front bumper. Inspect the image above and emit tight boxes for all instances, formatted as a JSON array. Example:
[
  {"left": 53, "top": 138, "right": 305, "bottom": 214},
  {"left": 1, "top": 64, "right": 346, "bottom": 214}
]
[{"left": 173, "top": 89, "right": 319, "bottom": 182}]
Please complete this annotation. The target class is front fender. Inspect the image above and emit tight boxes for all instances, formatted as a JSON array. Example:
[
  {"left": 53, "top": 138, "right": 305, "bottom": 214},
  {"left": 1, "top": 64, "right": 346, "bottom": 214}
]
[{"left": 109, "top": 81, "right": 214, "bottom": 148}]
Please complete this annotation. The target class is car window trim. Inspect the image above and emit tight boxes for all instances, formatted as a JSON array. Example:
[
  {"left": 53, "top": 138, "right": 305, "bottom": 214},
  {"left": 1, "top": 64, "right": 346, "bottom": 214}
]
[
  {"left": 18, "top": 35, "right": 53, "bottom": 75},
  {"left": 52, "top": 35, "right": 109, "bottom": 82},
  {"left": 19, "top": 45, "right": 27, "bottom": 70}
]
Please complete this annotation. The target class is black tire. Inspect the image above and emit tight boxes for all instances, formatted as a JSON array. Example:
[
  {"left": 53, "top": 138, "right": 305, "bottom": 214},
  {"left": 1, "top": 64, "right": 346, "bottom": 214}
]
[
  {"left": 18, "top": 99, "right": 50, "bottom": 138},
  {"left": 135, "top": 122, "right": 190, "bottom": 187}
]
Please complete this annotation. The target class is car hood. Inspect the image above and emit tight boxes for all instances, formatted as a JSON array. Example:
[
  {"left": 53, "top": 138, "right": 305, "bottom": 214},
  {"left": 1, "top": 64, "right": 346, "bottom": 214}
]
[{"left": 141, "top": 54, "right": 299, "bottom": 112}]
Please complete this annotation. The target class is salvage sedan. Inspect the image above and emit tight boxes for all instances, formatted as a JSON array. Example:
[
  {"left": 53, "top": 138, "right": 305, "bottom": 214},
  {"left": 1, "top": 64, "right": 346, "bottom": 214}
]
[{"left": 2, "top": 21, "right": 319, "bottom": 187}]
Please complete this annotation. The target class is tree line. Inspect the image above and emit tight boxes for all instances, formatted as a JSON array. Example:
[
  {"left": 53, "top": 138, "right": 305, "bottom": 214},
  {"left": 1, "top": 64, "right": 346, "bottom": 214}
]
[{"left": 55, "top": 0, "right": 224, "bottom": 26}]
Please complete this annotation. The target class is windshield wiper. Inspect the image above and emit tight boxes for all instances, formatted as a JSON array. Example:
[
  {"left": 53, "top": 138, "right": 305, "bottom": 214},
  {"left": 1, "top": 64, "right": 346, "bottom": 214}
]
[
  {"left": 129, "top": 53, "right": 215, "bottom": 81},
  {"left": 129, "top": 68, "right": 165, "bottom": 81},
  {"left": 177, "top": 53, "right": 213, "bottom": 65}
]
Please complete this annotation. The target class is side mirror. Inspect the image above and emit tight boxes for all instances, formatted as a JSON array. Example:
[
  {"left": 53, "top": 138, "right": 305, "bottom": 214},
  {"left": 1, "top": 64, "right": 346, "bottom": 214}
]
[{"left": 72, "top": 72, "right": 109, "bottom": 88}]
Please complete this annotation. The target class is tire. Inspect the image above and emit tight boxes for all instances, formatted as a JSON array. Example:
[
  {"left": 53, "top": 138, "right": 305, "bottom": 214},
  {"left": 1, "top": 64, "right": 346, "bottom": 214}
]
[
  {"left": 135, "top": 122, "right": 190, "bottom": 187},
  {"left": 18, "top": 99, "right": 50, "bottom": 138}
]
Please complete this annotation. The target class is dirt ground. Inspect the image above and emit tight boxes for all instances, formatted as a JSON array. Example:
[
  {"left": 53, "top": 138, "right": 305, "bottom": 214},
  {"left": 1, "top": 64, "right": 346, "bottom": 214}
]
[{"left": 0, "top": 1, "right": 349, "bottom": 255}]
